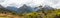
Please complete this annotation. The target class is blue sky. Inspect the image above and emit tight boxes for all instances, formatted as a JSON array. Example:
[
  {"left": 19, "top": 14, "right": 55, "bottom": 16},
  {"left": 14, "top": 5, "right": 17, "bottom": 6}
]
[{"left": 0, "top": 0, "right": 60, "bottom": 9}]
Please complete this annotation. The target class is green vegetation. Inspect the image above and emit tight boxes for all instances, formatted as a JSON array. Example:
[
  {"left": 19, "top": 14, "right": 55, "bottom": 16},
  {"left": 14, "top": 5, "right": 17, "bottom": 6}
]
[
  {"left": 22, "top": 9, "right": 60, "bottom": 18},
  {"left": 0, "top": 8, "right": 60, "bottom": 18}
]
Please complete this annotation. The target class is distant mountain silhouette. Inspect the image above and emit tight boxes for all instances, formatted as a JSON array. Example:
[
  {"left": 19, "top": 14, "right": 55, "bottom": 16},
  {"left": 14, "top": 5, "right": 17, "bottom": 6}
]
[
  {"left": 0, "top": 5, "right": 14, "bottom": 13},
  {"left": 34, "top": 7, "right": 41, "bottom": 12},
  {"left": 43, "top": 5, "right": 54, "bottom": 10},
  {"left": 1, "top": 4, "right": 54, "bottom": 14},
  {"left": 17, "top": 4, "right": 34, "bottom": 14},
  {"left": 5, "top": 4, "right": 34, "bottom": 14},
  {"left": 6, "top": 6, "right": 18, "bottom": 12},
  {"left": 43, "top": 5, "right": 54, "bottom": 12},
  {"left": 34, "top": 5, "right": 54, "bottom": 12},
  {"left": 0, "top": 4, "right": 4, "bottom": 8},
  {"left": 34, "top": 5, "right": 43, "bottom": 12},
  {"left": 0, "top": 4, "right": 55, "bottom": 14}
]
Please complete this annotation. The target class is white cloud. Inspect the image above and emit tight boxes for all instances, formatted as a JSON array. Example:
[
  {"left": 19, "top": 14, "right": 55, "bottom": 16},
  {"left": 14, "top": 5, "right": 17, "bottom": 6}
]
[
  {"left": 0, "top": 0, "right": 60, "bottom": 9},
  {"left": 0, "top": 0, "right": 5, "bottom": 3}
]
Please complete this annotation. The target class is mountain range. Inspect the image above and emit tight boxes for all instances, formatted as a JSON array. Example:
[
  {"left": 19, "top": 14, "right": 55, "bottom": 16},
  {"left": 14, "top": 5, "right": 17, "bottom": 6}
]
[
  {"left": 0, "top": 4, "right": 54, "bottom": 14},
  {"left": 0, "top": 4, "right": 14, "bottom": 13},
  {"left": 34, "top": 5, "right": 54, "bottom": 12}
]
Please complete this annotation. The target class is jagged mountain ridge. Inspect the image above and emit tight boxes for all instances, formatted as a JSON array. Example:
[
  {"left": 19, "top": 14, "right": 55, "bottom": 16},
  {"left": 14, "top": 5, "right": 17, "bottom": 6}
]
[
  {"left": 17, "top": 4, "right": 34, "bottom": 13},
  {"left": 5, "top": 4, "right": 34, "bottom": 14},
  {"left": 34, "top": 5, "right": 54, "bottom": 12},
  {"left": 6, "top": 4, "right": 54, "bottom": 12},
  {"left": 0, "top": 4, "right": 54, "bottom": 14}
]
